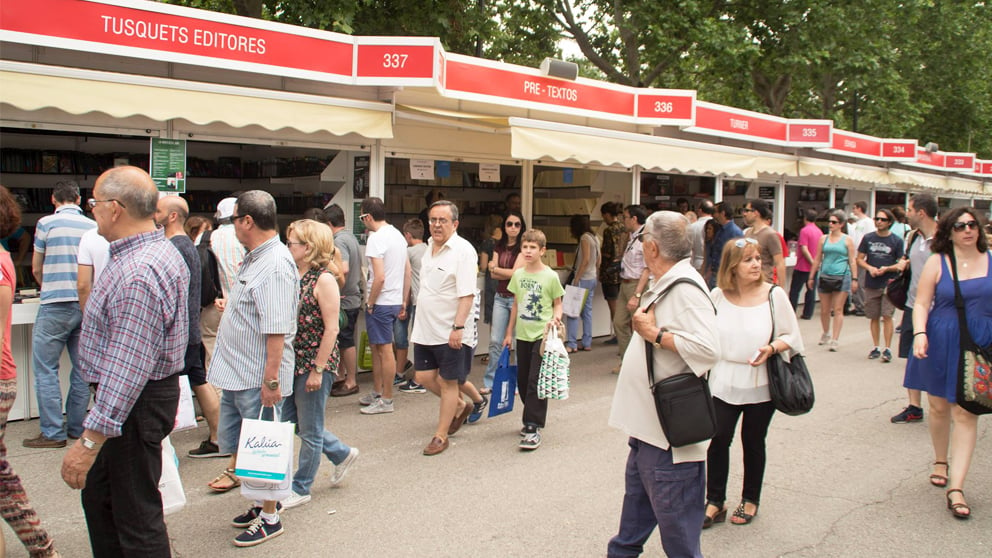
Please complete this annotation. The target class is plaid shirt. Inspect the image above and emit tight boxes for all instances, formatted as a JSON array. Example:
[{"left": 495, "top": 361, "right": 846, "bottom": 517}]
[{"left": 79, "top": 229, "right": 189, "bottom": 437}]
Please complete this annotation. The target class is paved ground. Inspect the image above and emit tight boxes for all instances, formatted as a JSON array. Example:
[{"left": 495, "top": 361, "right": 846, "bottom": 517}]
[{"left": 4, "top": 311, "right": 991, "bottom": 557}]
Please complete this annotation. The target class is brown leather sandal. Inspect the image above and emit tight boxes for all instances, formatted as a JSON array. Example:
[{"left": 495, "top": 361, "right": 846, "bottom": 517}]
[
  {"left": 207, "top": 468, "right": 241, "bottom": 493},
  {"left": 929, "top": 461, "right": 948, "bottom": 487},
  {"left": 946, "top": 488, "right": 971, "bottom": 519}
]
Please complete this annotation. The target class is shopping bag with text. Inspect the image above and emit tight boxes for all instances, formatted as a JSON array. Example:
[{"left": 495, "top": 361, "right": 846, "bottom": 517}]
[{"left": 234, "top": 406, "right": 294, "bottom": 484}]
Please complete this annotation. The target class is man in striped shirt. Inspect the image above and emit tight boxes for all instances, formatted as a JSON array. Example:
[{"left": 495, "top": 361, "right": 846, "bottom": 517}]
[
  {"left": 24, "top": 180, "right": 96, "bottom": 449},
  {"left": 60, "top": 166, "right": 188, "bottom": 557},
  {"left": 208, "top": 190, "right": 298, "bottom": 547}
]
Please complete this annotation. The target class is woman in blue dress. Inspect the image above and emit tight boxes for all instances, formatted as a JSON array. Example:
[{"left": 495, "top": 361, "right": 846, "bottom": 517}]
[{"left": 911, "top": 207, "right": 992, "bottom": 519}]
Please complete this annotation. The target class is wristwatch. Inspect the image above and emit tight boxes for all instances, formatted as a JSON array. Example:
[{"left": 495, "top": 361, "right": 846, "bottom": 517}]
[
  {"left": 264, "top": 378, "right": 279, "bottom": 390},
  {"left": 634, "top": 292, "right": 643, "bottom": 299},
  {"left": 81, "top": 436, "right": 102, "bottom": 450},
  {"left": 653, "top": 329, "right": 666, "bottom": 349},
  {"left": 451, "top": 324, "right": 465, "bottom": 331}
]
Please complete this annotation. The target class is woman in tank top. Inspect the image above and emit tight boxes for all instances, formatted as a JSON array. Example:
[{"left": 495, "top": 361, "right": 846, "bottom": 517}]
[{"left": 807, "top": 209, "right": 858, "bottom": 351}]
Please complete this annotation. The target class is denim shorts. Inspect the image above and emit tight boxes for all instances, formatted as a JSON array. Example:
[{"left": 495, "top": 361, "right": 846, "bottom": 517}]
[
  {"left": 392, "top": 305, "right": 416, "bottom": 350},
  {"left": 218, "top": 388, "right": 273, "bottom": 455},
  {"left": 366, "top": 304, "right": 401, "bottom": 345},
  {"left": 414, "top": 343, "right": 473, "bottom": 383}
]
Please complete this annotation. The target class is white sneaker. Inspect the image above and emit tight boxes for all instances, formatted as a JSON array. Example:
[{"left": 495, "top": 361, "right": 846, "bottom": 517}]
[
  {"left": 359, "top": 398, "right": 394, "bottom": 415},
  {"left": 358, "top": 392, "right": 381, "bottom": 406},
  {"left": 818, "top": 333, "right": 831, "bottom": 345},
  {"left": 331, "top": 447, "right": 360, "bottom": 485},
  {"left": 281, "top": 491, "right": 311, "bottom": 510},
  {"left": 828, "top": 340, "right": 839, "bottom": 352}
]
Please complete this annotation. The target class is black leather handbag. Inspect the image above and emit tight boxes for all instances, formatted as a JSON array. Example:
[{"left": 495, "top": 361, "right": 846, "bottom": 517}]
[
  {"left": 765, "top": 287, "right": 815, "bottom": 415},
  {"left": 644, "top": 278, "right": 718, "bottom": 447}
]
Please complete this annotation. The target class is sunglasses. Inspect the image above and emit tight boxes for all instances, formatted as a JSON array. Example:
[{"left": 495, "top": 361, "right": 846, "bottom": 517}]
[
  {"left": 505, "top": 221, "right": 522, "bottom": 228},
  {"left": 952, "top": 220, "right": 979, "bottom": 232},
  {"left": 734, "top": 238, "right": 759, "bottom": 248},
  {"left": 874, "top": 217, "right": 891, "bottom": 222},
  {"left": 828, "top": 220, "right": 841, "bottom": 225}
]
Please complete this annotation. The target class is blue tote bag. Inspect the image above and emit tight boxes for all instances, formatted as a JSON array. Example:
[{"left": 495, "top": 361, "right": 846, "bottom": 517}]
[{"left": 488, "top": 346, "right": 517, "bottom": 418}]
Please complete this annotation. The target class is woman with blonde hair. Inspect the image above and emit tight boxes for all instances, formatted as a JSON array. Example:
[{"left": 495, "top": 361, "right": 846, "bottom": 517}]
[
  {"left": 703, "top": 237, "right": 804, "bottom": 528},
  {"left": 806, "top": 209, "right": 858, "bottom": 351},
  {"left": 280, "top": 219, "right": 358, "bottom": 509}
]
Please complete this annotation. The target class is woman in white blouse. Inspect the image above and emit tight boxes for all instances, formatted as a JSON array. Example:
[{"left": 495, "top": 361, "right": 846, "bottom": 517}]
[{"left": 702, "top": 237, "right": 804, "bottom": 528}]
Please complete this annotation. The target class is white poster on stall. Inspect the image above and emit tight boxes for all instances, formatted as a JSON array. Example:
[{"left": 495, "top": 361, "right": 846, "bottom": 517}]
[
  {"left": 479, "top": 163, "right": 500, "bottom": 183},
  {"left": 410, "top": 159, "right": 435, "bottom": 180}
]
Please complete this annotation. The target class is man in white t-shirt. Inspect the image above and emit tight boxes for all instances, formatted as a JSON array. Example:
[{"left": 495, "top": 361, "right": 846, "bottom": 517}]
[
  {"left": 358, "top": 197, "right": 411, "bottom": 415},
  {"left": 849, "top": 201, "right": 874, "bottom": 315},
  {"left": 76, "top": 227, "right": 110, "bottom": 312}
]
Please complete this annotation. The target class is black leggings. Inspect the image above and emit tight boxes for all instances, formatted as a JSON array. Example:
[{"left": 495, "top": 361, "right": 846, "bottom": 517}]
[
  {"left": 705, "top": 397, "right": 776, "bottom": 506},
  {"left": 516, "top": 339, "right": 548, "bottom": 428}
]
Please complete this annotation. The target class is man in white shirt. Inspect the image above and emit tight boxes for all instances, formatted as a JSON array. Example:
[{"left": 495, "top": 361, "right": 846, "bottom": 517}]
[
  {"left": 76, "top": 228, "right": 110, "bottom": 312},
  {"left": 357, "top": 197, "right": 410, "bottom": 415},
  {"left": 849, "top": 201, "right": 874, "bottom": 315},
  {"left": 687, "top": 200, "right": 714, "bottom": 273}
]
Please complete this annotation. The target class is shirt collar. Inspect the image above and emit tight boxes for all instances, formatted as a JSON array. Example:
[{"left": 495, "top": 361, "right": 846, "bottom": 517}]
[
  {"left": 109, "top": 229, "right": 165, "bottom": 258},
  {"left": 244, "top": 234, "right": 281, "bottom": 262},
  {"left": 428, "top": 231, "right": 461, "bottom": 252},
  {"left": 55, "top": 204, "right": 83, "bottom": 215}
]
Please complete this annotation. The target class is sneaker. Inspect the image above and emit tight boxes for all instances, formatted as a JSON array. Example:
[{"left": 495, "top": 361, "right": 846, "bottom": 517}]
[
  {"left": 359, "top": 398, "right": 394, "bottom": 415},
  {"left": 188, "top": 439, "right": 231, "bottom": 459},
  {"left": 818, "top": 333, "right": 831, "bottom": 345},
  {"left": 891, "top": 405, "right": 924, "bottom": 424},
  {"left": 331, "top": 447, "right": 360, "bottom": 485},
  {"left": 467, "top": 395, "right": 489, "bottom": 424},
  {"left": 281, "top": 491, "right": 311, "bottom": 510},
  {"left": 392, "top": 374, "right": 406, "bottom": 386},
  {"left": 399, "top": 380, "right": 427, "bottom": 394},
  {"left": 881, "top": 348, "right": 893, "bottom": 363},
  {"left": 233, "top": 517, "right": 284, "bottom": 547},
  {"left": 519, "top": 427, "right": 541, "bottom": 451},
  {"left": 605, "top": 337, "right": 618, "bottom": 345},
  {"left": 868, "top": 348, "right": 881, "bottom": 359},
  {"left": 358, "top": 391, "right": 381, "bottom": 406},
  {"left": 231, "top": 503, "right": 283, "bottom": 528},
  {"left": 828, "top": 340, "right": 839, "bottom": 352},
  {"left": 22, "top": 434, "right": 66, "bottom": 449}
]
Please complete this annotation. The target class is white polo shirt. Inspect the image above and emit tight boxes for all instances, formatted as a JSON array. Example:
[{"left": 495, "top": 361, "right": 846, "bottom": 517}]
[
  {"left": 410, "top": 232, "right": 479, "bottom": 347},
  {"left": 365, "top": 223, "right": 407, "bottom": 306}
]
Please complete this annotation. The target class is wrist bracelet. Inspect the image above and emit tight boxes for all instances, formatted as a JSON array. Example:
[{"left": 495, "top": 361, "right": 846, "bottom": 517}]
[{"left": 914, "top": 331, "right": 927, "bottom": 337}]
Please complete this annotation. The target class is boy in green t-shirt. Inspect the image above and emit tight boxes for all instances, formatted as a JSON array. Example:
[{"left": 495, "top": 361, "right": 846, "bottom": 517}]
[{"left": 503, "top": 229, "right": 564, "bottom": 451}]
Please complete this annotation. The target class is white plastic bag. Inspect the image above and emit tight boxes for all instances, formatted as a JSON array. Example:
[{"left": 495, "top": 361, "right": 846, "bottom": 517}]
[
  {"left": 172, "top": 375, "right": 197, "bottom": 433},
  {"left": 234, "top": 406, "right": 294, "bottom": 484},
  {"left": 538, "top": 325, "right": 570, "bottom": 400},
  {"left": 562, "top": 285, "right": 588, "bottom": 318},
  {"left": 159, "top": 436, "right": 186, "bottom": 515}
]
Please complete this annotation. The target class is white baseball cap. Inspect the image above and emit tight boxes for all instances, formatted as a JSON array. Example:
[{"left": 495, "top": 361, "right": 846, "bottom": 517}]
[{"left": 215, "top": 197, "right": 237, "bottom": 219}]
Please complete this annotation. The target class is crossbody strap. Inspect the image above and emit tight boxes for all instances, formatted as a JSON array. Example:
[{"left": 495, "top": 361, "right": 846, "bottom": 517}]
[
  {"left": 644, "top": 278, "right": 716, "bottom": 386},
  {"left": 767, "top": 285, "right": 778, "bottom": 343},
  {"left": 948, "top": 251, "right": 979, "bottom": 347}
]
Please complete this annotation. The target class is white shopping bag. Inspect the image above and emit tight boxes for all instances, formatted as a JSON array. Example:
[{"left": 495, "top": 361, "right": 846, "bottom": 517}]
[
  {"left": 159, "top": 436, "right": 186, "bottom": 515},
  {"left": 562, "top": 284, "right": 588, "bottom": 318},
  {"left": 234, "top": 406, "right": 294, "bottom": 484},
  {"left": 240, "top": 459, "right": 293, "bottom": 502},
  {"left": 538, "top": 325, "right": 570, "bottom": 400},
  {"left": 172, "top": 375, "right": 197, "bottom": 433}
]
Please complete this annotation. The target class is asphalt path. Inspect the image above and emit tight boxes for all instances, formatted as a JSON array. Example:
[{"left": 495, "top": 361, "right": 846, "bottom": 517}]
[{"left": 4, "top": 311, "right": 991, "bottom": 557}]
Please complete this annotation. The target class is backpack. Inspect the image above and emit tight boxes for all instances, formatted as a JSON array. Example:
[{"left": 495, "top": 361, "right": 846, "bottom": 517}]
[{"left": 198, "top": 229, "right": 223, "bottom": 308}]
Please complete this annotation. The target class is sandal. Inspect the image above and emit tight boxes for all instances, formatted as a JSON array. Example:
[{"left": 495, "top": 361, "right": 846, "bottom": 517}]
[
  {"left": 929, "top": 461, "right": 949, "bottom": 488},
  {"left": 207, "top": 468, "right": 241, "bottom": 493},
  {"left": 702, "top": 501, "right": 726, "bottom": 529},
  {"left": 479, "top": 387, "right": 492, "bottom": 395},
  {"left": 946, "top": 488, "right": 971, "bottom": 519},
  {"left": 730, "top": 500, "right": 759, "bottom": 525},
  {"left": 480, "top": 355, "right": 489, "bottom": 363}
]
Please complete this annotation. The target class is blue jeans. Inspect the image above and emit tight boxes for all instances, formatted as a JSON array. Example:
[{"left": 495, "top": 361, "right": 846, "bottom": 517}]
[
  {"left": 566, "top": 278, "right": 597, "bottom": 350},
  {"left": 789, "top": 270, "right": 816, "bottom": 319},
  {"left": 607, "top": 438, "right": 705, "bottom": 558},
  {"left": 484, "top": 294, "right": 515, "bottom": 389},
  {"left": 217, "top": 388, "right": 264, "bottom": 455},
  {"left": 281, "top": 372, "right": 351, "bottom": 495},
  {"left": 32, "top": 301, "right": 89, "bottom": 440},
  {"left": 392, "top": 305, "right": 416, "bottom": 350}
]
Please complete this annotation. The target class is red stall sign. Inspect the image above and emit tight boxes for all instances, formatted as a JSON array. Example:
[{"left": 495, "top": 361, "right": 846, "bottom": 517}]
[
  {"left": 882, "top": 140, "right": 917, "bottom": 160},
  {"left": 828, "top": 131, "right": 882, "bottom": 158},
  {"left": 787, "top": 121, "right": 832, "bottom": 145},
  {"left": 974, "top": 161, "right": 992, "bottom": 176},
  {"left": 688, "top": 102, "right": 789, "bottom": 144},
  {"left": 943, "top": 152, "right": 976, "bottom": 170},
  {"left": 635, "top": 90, "right": 695, "bottom": 124},
  {"left": 355, "top": 40, "right": 437, "bottom": 82},
  {"left": 913, "top": 148, "right": 946, "bottom": 168},
  {"left": 0, "top": 0, "right": 354, "bottom": 80}
]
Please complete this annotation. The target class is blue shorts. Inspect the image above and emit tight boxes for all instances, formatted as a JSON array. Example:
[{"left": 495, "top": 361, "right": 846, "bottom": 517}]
[
  {"left": 338, "top": 308, "right": 362, "bottom": 349},
  {"left": 392, "top": 305, "right": 416, "bottom": 350},
  {"left": 414, "top": 343, "right": 473, "bottom": 383},
  {"left": 365, "top": 304, "right": 401, "bottom": 345},
  {"left": 218, "top": 388, "right": 283, "bottom": 455}
]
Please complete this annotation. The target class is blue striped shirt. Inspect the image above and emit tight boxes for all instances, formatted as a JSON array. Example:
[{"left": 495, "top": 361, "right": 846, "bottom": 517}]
[
  {"left": 208, "top": 235, "right": 298, "bottom": 393},
  {"left": 79, "top": 229, "right": 189, "bottom": 437},
  {"left": 33, "top": 205, "right": 95, "bottom": 303}
]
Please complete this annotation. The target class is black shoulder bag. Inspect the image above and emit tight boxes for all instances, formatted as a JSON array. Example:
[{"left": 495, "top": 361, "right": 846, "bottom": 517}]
[
  {"left": 644, "top": 278, "right": 718, "bottom": 447},
  {"left": 765, "top": 286, "right": 815, "bottom": 415},
  {"left": 884, "top": 229, "right": 918, "bottom": 309},
  {"left": 948, "top": 251, "right": 992, "bottom": 415}
]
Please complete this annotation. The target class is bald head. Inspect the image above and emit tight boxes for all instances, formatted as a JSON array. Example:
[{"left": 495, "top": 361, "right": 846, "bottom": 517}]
[
  {"left": 158, "top": 195, "right": 189, "bottom": 222},
  {"left": 95, "top": 166, "right": 159, "bottom": 219}
]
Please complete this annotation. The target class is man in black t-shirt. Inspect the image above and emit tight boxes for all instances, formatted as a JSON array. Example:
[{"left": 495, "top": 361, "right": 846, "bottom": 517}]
[{"left": 857, "top": 208, "right": 904, "bottom": 363}]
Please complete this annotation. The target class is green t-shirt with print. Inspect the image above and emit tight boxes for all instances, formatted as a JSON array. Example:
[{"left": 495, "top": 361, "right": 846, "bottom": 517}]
[{"left": 508, "top": 265, "right": 565, "bottom": 342}]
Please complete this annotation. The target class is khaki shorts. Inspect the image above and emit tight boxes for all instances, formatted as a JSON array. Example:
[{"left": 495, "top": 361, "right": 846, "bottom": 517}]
[{"left": 863, "top": 287, "right": 895, "bottom": 319}]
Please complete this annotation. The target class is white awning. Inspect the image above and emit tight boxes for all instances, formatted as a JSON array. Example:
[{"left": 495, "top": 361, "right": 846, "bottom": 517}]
[
  {"left": 509, "top": 118, "right": 796, "bottom": 178},
  {"left": 888, "top": 170, "right": 947, "bottom": 191},
  {"left": 797, "top": 158, "right": 891, "bottom": 184},
  {"left": 0, "top": 62, "right": 393, "bottom": 138}
]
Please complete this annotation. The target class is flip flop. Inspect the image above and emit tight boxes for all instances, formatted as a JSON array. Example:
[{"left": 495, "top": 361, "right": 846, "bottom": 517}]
[{"left": 207, "top": 468, "right": 241, "bottom": 493}]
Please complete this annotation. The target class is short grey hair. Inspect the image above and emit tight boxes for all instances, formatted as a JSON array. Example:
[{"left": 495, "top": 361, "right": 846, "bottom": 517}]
[
  {"left": 237, "top": 190, "right": 278, "bottom": 231},
  {"left": 99, "top": 168, "right": 157, "bottom": 219},
  {"left": 829, "top": 209, "right": 847, "bottom": 223},
  {"left": 643, "top": 210, "right": 691, "bottom": 262},
  {"left": 430, "top": 200, "right": 459, "bottom": 221}
]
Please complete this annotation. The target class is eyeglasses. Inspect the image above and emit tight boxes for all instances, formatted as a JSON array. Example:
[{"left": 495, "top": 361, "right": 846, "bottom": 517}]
[
  {"left": 505, "top": 221, "right": 522, "bottom": 228},
  {"left": 874, "top": 217, "right": 891, "bottom": 222},
  {"left": 88, "top": 198, "right": 126, "bottom": 209},
  {"left": 952, "top": 220, "right": 979, "bottom": 232},
  {"left": 286, "top": 241, "right": 307, "bottom": 247},
  {"left": 358, "top": 213, "right": 370, "bottom": 220},
  {"left": 231, "top": 214, "right": 248, "bottom": 223},
  {"left": 741, "top": 207, "right": 756, "bottom": 213},
  {"left": 828, "top": 220, "right": 841, "bottom": 225},
  {"left": 733, "top": 238, "right": 759, "bottom": 248},
  {"left": 428, "top": 218, "right": 451, "bottom": 226}
]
